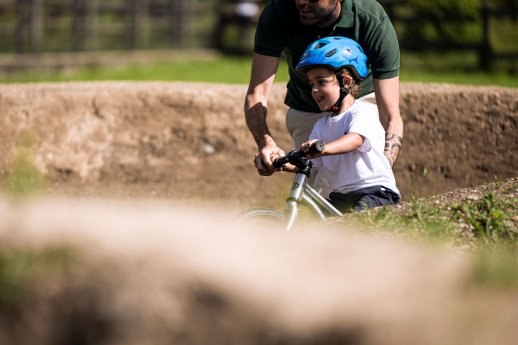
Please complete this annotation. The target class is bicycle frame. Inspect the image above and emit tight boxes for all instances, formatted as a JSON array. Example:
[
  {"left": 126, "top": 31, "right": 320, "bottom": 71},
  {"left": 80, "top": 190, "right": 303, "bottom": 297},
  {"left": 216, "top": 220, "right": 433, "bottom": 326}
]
[{"left": 283, "top": 171, "right": 343, "bottom": 231}]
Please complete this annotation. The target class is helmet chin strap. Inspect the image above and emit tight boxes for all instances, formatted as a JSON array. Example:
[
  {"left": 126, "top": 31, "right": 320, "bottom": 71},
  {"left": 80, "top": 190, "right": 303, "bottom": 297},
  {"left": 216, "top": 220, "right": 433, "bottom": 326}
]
[{"left": 327, "top": 72, "right": 349, "bottom": 113}]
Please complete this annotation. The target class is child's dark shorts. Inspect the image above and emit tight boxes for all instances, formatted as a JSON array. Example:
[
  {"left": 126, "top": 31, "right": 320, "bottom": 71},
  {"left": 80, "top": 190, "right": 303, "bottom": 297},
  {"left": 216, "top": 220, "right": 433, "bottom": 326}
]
[{"left": 328, "top": 185, "right": 400, "bottom": 213}]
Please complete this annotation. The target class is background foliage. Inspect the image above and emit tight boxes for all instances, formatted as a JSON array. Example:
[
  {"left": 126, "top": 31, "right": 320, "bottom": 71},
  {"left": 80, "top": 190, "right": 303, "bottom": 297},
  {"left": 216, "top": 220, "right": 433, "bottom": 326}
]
[{"left": 0, "top": 0, "right": 516, "bottom": 79}]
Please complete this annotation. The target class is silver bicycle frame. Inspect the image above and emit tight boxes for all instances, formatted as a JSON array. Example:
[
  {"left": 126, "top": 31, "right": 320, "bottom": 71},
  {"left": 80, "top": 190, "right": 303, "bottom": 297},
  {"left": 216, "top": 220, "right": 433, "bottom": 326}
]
[{"left": 283, "top": 172, "right": 343, "bottom": 231}]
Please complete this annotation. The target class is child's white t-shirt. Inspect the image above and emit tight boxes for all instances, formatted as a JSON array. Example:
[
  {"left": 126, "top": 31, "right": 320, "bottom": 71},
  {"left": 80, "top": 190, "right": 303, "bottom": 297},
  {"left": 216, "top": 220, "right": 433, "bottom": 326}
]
[{"left": 309, "top": 101, "right": 399, "bottom": 197}]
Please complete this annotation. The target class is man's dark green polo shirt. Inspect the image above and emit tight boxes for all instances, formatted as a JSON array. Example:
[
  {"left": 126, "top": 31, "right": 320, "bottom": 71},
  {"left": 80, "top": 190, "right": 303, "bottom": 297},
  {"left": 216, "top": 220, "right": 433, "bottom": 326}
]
[{"left": 254, "top": 0, "right": 400, "bottom": 113}]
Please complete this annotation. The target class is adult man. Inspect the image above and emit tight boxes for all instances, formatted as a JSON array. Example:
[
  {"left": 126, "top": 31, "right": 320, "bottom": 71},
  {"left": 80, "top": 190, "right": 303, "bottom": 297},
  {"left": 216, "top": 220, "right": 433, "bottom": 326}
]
[{"left": 244, "top": 0, "right": 403, "bottom": 178}]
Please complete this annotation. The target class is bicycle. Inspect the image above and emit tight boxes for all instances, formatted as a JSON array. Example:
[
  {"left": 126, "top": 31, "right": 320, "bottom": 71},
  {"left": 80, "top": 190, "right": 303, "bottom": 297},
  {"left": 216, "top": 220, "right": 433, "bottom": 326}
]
[{"left": 240, "top": 141, "right": 343, "bottom": 231}]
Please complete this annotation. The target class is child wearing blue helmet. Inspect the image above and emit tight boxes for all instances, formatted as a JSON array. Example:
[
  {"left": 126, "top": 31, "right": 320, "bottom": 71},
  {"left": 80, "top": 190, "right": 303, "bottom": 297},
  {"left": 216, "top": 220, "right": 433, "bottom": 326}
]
[{"left": 286, "top": 36, "right": 400, "bottom": 212}]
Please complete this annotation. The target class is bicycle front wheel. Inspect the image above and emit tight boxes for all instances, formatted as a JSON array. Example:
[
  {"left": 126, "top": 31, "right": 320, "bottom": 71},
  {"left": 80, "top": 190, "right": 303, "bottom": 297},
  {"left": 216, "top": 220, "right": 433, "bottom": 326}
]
[{"left": 239, "top": 208, "right": 286, "bottom": 230}]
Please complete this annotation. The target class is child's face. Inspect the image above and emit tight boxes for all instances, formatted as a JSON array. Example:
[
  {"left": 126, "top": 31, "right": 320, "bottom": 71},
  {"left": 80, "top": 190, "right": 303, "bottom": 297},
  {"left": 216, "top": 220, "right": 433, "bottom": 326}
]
[{"left": 307, "top": 67, "right": 340, "bottom": 111}]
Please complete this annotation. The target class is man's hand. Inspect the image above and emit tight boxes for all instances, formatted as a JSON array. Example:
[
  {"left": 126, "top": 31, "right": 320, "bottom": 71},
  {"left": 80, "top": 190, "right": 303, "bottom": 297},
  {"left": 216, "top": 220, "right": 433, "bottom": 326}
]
[{"left": 254, "top": 145, "right": 285, "bottom": 176}]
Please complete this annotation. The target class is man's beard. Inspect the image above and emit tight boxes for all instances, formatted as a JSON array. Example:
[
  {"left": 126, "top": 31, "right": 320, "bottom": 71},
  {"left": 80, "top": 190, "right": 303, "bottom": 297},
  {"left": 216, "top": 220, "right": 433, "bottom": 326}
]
[{"left": 298, "top": 0, "right": 340, "bottom": 27}]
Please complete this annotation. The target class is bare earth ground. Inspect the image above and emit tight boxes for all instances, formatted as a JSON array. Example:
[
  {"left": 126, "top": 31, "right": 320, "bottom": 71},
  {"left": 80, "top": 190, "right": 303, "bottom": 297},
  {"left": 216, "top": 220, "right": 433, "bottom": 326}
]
[{"left": 0, "top": 82, "right": 517, "bottom": 344}]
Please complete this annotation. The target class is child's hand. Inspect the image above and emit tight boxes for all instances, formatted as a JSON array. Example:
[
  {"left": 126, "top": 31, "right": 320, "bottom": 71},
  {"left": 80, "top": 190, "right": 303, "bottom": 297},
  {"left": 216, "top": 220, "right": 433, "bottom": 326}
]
[{"left": 301, "top": 139, "right": 324, "bottom": 159}]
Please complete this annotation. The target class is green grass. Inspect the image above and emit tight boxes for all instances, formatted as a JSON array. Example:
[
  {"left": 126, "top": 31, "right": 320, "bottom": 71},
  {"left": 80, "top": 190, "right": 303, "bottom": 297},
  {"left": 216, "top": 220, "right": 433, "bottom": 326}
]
[
  {"left": 473, "top": 249, "right": 518, "bottom": 289},
  {"left": 0, "top": 245, "right": 77, "bottom": 311},
  {"left": 345, "top": 179, "right": 518, "bottom": 288},
  {"left": 452, "top": 193, "right": 517, "bottom": 246},
  {"left": 400, "top": 51, "right": 518, "bottom": 87},
  {"left": 351, "top": 191, "right": 517, "bottom": 250},
  {"left": 1, "top": 52, "right": 516, "bottom": 87},
  {"left": 350, "top": 198, "right": 458, "bottom": 244},
  {"left": 400, "top": 70, "right": 518, "bottom": 88},
  {"left": 1, "top": 131, "right": 46, "bottom": 197},
  {"left": 0, "top": 56, "right": 289, "bottom": 84}
]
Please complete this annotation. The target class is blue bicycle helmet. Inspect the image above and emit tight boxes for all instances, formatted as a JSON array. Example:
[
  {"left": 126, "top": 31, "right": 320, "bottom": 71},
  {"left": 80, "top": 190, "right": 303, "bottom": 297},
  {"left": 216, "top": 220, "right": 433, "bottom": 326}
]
[{"left": 296, "top": 36, "right": 368, "bottom": 80}]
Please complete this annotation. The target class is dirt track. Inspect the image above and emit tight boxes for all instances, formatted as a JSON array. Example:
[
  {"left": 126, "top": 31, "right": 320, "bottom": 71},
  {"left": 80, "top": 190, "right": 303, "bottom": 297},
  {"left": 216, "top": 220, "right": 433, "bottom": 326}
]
[{"left": 0, "top": 81, "right": 516, "bottom": 207}]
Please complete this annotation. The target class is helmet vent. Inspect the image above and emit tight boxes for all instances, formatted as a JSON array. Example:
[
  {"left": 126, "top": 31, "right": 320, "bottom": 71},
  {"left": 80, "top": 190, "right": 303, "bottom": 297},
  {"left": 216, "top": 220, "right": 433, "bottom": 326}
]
[
  {"left": 315, "top": 43, "right": 327, "bottom": 49},
  {"left": 325, "top": 48, "right": 337, "bottom": 57}
]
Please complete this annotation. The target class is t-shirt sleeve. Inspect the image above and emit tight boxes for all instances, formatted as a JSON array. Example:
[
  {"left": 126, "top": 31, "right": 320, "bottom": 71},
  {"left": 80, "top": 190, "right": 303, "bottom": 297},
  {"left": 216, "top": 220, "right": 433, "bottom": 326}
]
[
  {"left": 254, "top": 3, "right": 285, "bottom": 57},
  {"left": 348, "top": 108, "right": 378, "bottom": 153},
  {"left": 361, "top": 16, "right": 400, "bottom": 80}
]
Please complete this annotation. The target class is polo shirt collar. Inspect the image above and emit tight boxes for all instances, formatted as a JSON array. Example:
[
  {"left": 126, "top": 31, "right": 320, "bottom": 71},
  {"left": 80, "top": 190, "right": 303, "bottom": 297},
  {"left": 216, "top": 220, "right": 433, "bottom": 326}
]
[{"left": 336, "top": 0, "right": 353, "bottom": 28}]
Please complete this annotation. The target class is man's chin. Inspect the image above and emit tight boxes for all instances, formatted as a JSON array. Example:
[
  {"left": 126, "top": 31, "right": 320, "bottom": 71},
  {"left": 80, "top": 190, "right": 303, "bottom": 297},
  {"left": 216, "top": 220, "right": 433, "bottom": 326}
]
[{"left": 298, "top": 15, "right": 317, "bottom": 26}]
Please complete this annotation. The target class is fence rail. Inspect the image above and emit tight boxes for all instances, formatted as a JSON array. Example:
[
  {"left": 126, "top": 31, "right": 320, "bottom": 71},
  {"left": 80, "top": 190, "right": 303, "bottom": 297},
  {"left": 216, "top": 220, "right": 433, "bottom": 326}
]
[
  {"left": 0, "top": 0, "right": 214, "bottom": 53},
  {"left": 0, "top": 0, "right": 516, "bottom": 72}
]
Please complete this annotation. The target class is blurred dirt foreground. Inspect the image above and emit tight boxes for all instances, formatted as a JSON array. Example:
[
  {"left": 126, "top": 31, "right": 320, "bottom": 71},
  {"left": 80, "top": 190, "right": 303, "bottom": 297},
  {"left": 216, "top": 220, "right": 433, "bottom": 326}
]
[
  {"left": 0, "top": 82, "right": 517, "bottom": 344},
  {"left": 1, "top": 197, "right": 518, "bottom": 345}
]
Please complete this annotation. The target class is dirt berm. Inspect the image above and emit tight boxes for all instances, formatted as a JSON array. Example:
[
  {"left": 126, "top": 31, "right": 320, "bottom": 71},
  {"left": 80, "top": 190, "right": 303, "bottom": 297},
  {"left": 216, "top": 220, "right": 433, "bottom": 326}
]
[{"left": 0, "top": 82, "right": 516, "bottom": 207}]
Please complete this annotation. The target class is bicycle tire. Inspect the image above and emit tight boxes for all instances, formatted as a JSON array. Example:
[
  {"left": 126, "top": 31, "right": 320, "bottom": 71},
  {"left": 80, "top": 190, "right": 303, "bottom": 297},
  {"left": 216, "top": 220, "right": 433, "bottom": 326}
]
[{"left": 239, "top": 208, "right": 286, "bottom": 229}]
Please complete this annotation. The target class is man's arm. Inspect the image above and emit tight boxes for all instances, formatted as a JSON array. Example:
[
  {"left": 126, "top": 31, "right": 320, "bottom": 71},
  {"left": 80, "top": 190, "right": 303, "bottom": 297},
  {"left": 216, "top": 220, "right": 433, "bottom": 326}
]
[
  {"left": 373, "top": 77, "right": 404, "bottom": 166},
  {"left": 245, "top": 53, "right": 284, "bottom": 175}
]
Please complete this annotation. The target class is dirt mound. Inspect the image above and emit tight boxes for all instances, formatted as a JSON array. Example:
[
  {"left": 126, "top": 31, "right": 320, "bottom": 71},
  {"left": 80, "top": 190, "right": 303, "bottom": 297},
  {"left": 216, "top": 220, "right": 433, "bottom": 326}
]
[
  {"left": 0, "top": 82, "right": 516, "bottom": 207},
  {"left": 0, "top": 196, "right": 517, "bottom": 345}
]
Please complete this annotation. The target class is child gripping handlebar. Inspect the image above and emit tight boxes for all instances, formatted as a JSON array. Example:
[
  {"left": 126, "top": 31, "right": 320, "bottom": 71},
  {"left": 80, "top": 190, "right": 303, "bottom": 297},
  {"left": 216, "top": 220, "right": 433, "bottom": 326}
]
[{"left": 273, "top": 140, "right": 325, "bottom": 173}]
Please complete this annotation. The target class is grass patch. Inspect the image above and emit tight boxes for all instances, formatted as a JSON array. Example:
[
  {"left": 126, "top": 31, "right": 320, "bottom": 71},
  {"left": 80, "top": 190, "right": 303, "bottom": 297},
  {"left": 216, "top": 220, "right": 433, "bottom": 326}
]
[
  {"left": 400, "top": 51, "right": 518, "bottom": 87},
  {"left": 349, "top": 181, "right": 517, "bottom": 250},
  {"left": 1, "top": 131, "right": 46, "bottom": 197},
  {"left": 473, "top": 253, "right": 518, "bottom": 289},
  {"left": 0, "top": 52, "right": 516, "bottom": 87},
  {"left": 350, "top": 199, "right": 457, "bottom": 244},
  {"left": 2, "top": 153, "right": 46, "bottom": 197},
  {"left": 0, "top": 56, "right": 290, "bottom": 84},
  {"left": 452, "top": 193, "right": 517, "bottom": 246},
  {"left": 472, "top": 249, "right": 518, "bottom": 289},
  {"left": 345, "top": 179, "right": 518, "bottom": 288},
  {"left": 0, "top": 245, "right": 78, "bottom": 311}
]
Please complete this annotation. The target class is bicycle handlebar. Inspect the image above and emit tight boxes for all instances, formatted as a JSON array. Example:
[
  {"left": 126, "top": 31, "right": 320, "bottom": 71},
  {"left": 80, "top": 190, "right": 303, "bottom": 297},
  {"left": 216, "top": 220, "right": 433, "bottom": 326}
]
[{"left": 273, "top": 140, "right": 325, "bottom": 169}]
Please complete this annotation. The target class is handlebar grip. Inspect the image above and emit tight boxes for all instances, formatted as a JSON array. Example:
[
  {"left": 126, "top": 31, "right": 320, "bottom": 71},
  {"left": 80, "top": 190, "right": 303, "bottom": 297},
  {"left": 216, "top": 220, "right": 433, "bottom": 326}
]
[
  {"left": 271, "top": 141, "right": 324, "bottom": 169},
  {"left": 273, "top": 156, "right": 289, "bottom": 169},
  {"left": 307, "top": 140, "right": 325, "bottom": 156}
]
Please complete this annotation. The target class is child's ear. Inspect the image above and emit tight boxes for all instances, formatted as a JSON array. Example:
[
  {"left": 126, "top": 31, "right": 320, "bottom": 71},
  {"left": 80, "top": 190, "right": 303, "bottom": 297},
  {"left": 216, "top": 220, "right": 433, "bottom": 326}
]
[{"left": 343, "top": 74, "right": 354, "bottom": 87}]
